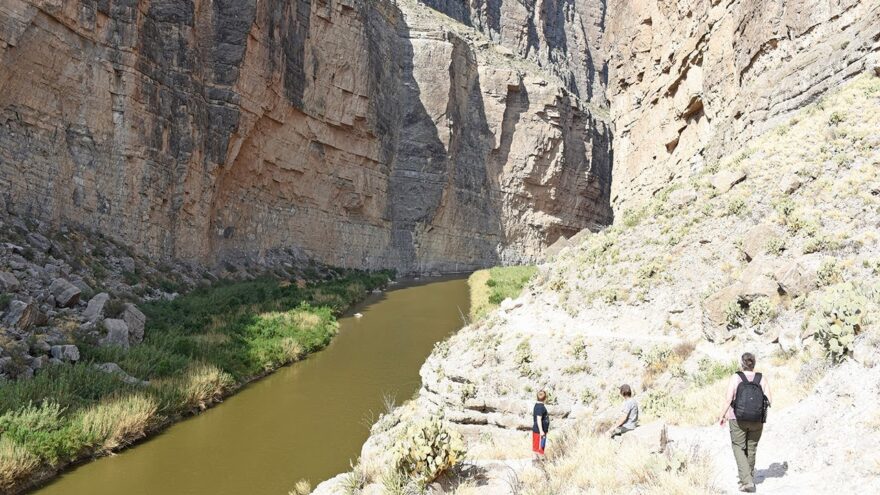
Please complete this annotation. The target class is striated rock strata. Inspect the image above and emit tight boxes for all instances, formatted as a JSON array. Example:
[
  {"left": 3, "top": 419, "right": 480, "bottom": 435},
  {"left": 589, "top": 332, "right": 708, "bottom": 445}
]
[
  {"left": 604, "top": 0, "right": 880, "bottom": 207},
  {"left": 0, "top": 0, "right": 613, "bottom": 274}
]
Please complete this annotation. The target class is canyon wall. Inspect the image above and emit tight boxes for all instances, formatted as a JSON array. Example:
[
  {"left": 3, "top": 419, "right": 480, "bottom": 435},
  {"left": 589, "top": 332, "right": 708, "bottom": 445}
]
[
  {"left": 604, "top": 0, "right": 880, "bottom": 207},
  {"left": 0, "top": 0, "right": 613, "bottom": 274}
]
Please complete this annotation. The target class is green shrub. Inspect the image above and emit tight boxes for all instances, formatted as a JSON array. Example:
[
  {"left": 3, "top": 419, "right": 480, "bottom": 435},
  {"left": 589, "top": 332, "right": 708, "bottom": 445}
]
[
  {"left": 641, "top": 388, "right": 684, "bottom": 419},
  {"left": 765, "top": 236, "right": 785, "bottom": 255},
  {"left": 828, "top": 111, "right": 846, "bottom": 126},
  {"left": 808, "top": 283, "right": 868, "bottom": 363},
  {"left": 726, "top": 197, "right": 747, "bottom": 216},
  {"left": 748, "top": 297, "right": 777, "bottom": 325},
  {"left": 468, "top": 266, "right": 536, "bottom": 319},
  {"left": 724, "top": 300, "right": 746, "bottom": 329},
  {"left": 621, "top": 206, "right": 648, "bottom": 228},
  {"left": 691, "top": 358, "right": 739, "bottom": 386},
  {"left": 391, "top": 417, "right": 466, "bottom": 486},
  {"left": 817, "top": 258, "right": 843, "bottom": 287},
  {"left": 0, "top": 402, "right": 80, "bottom": 464},
  {"left": 636, "top": 260, "right": 665, "bottom": 284}
]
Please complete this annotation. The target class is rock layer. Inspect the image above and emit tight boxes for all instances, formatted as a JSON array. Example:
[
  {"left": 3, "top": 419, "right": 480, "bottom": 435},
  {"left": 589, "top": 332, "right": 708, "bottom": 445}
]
[
  {"left": 604, "top": 0, "right": 880, "bottom": 207},
  {"left": 0, "top": 0, "right": 613, "bottom": 274}
]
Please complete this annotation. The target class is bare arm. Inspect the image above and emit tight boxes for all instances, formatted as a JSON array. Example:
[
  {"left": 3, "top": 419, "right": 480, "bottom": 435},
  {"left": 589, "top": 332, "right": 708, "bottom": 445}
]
[
  {"left": 535, "top": 415, "right": 545, "bottom": 436},
  {"left": 763, "top": 374, "right": 773, "bottom": 405},
  {"left": 718, "top": 377, "right": 736, "bottom": 425}
]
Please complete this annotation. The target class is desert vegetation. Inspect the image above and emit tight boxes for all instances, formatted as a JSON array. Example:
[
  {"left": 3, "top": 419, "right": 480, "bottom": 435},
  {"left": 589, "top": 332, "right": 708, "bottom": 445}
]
[{"left": 0, "top": 271, "right": 389, "bottom": 491}]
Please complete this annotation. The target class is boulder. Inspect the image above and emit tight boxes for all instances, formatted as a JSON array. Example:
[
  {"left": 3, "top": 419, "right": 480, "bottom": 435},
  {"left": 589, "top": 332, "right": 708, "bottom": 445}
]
[
  {"left": 50, "top": 344, "right": 80, "bottom": 362},
  {"left": 544, "top": 236, "right": 571, "bottom": 259},
  {"left": 774, "top": 254, "right": 822, "bottom": 298},
  {"left": 2, "top": 300, "right": 39, "bottom": 330},
  {"left": 94, "top": 362, "right": 147, "bottom": 386},
  {"left": 49, "top": 278, "right": 81, "bottom": 308},
  {"left": 122, "top": 303, "right": 147, "bottom": 344},
  {"left": 567, "top": 228, "right": 594, "bottom": 246},
  {"left": 703, "top": 284, "right": 742, "bottom": 326},
  {"left": 739, "top": 256, "right": 784, "bottom": 302},
  {"left": 0, "top": 271, "right": 20, "bottom": 291},
  {"left": 82, "top": 292, "right": 110, "bottom": 322},
  {"left": 741, "top": 224, "right": 779, "bottom": 261},
  {"left": 779, "top": 174, "right": 803, "bottom": 195},
  {"left": 710, "top": 169, "right": 747, "bottom": 193},
  {"left": 100, "top": 318, "right": 130, "bottom": 349},
  {"left": 31, "top": 355, "right": 48, "bottom": 370},
  {"left": 26, "top": 233, "right": 51, "bottom": 252},
  {"left": 118, "top": 256, "right": 136, "bottom": 273},
  {"left": 620, "top": 421, "right": 668, "bottom": 453},
  {"left": 667, "top": 188, "right": 698, "bottom": 208}
]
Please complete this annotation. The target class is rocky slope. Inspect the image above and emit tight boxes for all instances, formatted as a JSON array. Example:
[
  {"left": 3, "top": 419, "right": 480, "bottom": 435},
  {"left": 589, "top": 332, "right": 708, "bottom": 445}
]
[
  {"left": 605, "top": 0, "right": 880, "bottom": 208},
  {"left": 0, "top": 0, "right": 612, "bottom": 274},
  {"left": 316, "top": 72, "right": 880, "bottom": 494}
]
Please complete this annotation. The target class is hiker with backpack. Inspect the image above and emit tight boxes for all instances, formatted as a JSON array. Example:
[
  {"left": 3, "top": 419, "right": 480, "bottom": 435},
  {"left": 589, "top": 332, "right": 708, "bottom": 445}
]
[{"left": 718, "top": 352, "right": 772, "bottom": 493}]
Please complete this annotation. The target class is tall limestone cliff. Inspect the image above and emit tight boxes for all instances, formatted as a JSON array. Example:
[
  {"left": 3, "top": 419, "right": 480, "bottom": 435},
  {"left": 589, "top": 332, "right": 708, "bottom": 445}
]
[{"left": 0, "top": 0, "right": 613, "bottom": 274}]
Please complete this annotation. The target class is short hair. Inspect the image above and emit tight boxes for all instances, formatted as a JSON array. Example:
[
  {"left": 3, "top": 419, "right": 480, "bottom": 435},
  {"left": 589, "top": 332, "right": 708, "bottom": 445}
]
[
  {"left": 537, "top": 390, "right": 547, "bottom": 401},
  {"left": 741, "top": 352, "right": 756, "bottom": 371},
  {"left": 619, "top": 384, "right": 632, "bottom": 397}
]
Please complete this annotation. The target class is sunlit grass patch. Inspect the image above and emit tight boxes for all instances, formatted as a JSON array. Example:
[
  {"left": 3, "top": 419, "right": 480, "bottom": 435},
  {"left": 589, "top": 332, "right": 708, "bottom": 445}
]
[{"left": 468, "top": 266, "right": 537, "bottom": 320}]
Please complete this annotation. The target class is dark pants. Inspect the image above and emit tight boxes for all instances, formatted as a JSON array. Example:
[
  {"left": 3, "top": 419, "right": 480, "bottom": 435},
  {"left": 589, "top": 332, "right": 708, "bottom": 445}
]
[{"left": 729, "top": 420, "right": 763, "bottom": 486}]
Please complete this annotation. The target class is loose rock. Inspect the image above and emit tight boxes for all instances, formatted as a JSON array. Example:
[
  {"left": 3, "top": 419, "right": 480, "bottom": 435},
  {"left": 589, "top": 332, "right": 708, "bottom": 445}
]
[{"left": 49, "top": 278, "right": 81, "bottom": 308}]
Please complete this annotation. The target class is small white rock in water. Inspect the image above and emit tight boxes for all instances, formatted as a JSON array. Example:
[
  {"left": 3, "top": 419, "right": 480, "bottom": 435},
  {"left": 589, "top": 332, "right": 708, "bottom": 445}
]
[{"left": 354, "top": 313, "right": 364, "bottom": 318}]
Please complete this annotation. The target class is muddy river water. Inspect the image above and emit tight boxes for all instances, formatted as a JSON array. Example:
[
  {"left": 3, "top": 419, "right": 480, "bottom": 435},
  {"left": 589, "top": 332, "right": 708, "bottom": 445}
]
[{"left": 35, "top": 278, "right": 469, "bottom": 495}]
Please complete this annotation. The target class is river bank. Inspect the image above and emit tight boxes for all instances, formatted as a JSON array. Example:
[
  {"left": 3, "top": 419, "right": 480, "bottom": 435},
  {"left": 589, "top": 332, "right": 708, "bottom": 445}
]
[{"left": 1, "top": 270, "right": 391, "bottom": 494}]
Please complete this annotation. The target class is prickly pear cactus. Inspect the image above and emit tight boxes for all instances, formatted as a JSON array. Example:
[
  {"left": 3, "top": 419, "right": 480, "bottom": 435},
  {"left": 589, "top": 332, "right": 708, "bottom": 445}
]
[
  {"left": 808, "top": 283, "right": 869, "bottom": 363},
  {"left": 391, "top": 416, "right": 466, "bottom": 486}
]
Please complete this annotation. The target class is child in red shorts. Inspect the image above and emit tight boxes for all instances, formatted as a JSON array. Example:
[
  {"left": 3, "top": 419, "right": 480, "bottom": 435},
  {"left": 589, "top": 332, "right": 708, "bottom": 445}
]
[{"left": 532, "top": 390, "right": 549, "bottom": 458}]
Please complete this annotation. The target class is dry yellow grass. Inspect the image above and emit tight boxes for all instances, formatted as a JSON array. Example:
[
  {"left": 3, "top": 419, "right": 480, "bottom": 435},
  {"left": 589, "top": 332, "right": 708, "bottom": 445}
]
[
  {"left": 75, "top": 394, "right": 159, "bottom": 452},
  {"left": 517, "top": 424, "right": 717, "bottom": 494},
  {"left": 178, "top": 363, "right": 236, "bottom": 410},
  {"left": 0, "top": 437, "right": 40, "bottom": 491}
]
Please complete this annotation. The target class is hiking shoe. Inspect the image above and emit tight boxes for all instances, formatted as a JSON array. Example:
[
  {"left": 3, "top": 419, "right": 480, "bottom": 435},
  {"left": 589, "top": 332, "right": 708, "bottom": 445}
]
[{"left": 739, "top": 483, "right": 756, "bottom": 493}]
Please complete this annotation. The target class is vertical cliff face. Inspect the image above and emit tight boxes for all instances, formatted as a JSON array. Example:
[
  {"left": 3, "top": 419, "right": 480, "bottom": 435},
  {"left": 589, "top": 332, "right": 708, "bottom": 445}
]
[
  {"left": 0, "top": 0, "right": 613, "bottom": 273},
  {"left": 604, "top": 0, "right": 880, "bottom": 208}
]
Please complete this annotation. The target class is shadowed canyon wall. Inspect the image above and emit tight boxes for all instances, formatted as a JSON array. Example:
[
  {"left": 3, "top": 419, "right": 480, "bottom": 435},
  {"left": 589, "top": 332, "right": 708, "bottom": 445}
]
[{"left": 0, "top": 0, "right": 613, "bottom": 273}]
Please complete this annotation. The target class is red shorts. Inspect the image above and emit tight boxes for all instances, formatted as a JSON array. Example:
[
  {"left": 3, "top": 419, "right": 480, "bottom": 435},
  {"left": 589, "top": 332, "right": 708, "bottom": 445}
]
[{"left": 532, "top": 432, "right": 545, "bottom": 454}]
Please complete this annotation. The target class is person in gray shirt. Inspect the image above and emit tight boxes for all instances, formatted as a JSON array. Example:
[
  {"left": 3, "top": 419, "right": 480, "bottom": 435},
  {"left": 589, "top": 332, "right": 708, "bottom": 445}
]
[{"left": 609, "top": 384, "right": 639, "bottom": 437}]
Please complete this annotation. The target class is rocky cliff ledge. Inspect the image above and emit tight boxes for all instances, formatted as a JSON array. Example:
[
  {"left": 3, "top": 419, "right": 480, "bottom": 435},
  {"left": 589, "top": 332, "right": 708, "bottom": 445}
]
[{"left": 0, "top": 0, "right": 613, "bottom": 274}]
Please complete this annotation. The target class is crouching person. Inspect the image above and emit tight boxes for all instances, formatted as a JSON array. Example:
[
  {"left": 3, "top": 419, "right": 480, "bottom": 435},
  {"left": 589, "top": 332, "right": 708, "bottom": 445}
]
[{"left": 609, "top": 384, "right": 639, "bottom": 438}]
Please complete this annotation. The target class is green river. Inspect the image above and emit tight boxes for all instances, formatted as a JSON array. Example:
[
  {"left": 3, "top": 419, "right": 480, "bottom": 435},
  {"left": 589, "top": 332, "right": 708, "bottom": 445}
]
[{"left": 35, "top": 277, "right": 469, "bottom": 495}]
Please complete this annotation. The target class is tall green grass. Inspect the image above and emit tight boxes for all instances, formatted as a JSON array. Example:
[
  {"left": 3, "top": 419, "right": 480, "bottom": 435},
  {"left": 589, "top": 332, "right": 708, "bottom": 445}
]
[
  {"left": 0, "top": 270, "right": 390, "bottom": 490},
  {"left": 468, "top": 266, "right": 537, "bottom": 320}
]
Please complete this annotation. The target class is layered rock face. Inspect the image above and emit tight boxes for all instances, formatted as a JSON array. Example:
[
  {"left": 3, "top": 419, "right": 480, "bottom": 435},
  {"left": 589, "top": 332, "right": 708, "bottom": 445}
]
[
  {"left": 605, "top": 0, "right": 880, "bottom": 207},
  {"left": 0, "top": 0, "right": 613, "bottom": 274}
]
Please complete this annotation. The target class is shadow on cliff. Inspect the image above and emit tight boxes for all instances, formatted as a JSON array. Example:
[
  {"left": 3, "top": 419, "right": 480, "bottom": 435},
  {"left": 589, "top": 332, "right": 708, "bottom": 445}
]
[{"left": 380, "top": 6, "right": 506, "bottom": 274}]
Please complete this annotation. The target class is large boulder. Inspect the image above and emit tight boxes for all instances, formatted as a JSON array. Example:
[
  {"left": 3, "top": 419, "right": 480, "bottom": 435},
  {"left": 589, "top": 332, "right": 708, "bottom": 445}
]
[
  {"left": 82, "top": 292, "right": 110, "bottom": 322},
  {"left": 49, "top": 278, "right": 81, "bottom": 308},
  {"left": 774, "top": 254, "right": 823, "bottom": 298},
  {"left": 619, "top": 421, "right": 668, "bottom": 453},
  {"left": 94, "top": 362, "right": 147, "bottom": 386},
  {"left": 778, "top": 174, "right": 803, "bottom": 195},
  {"left": 100, "top": 319, "right": 130, "bottom": 349},
  {"left": 26, "top": 233, "right": 51, "bottom": 253},
  {"left": 0, "top": 271, "right": 20, "bottom": 292},
  {"left": 739, "top": 256, "right": 784, "bottom": 303},
  {"left": 667, "top": 188, "right": 698, "bottom": 208},
  {"left": 544, "top": 236, "right": 571, "bottom": 260},
  {"left": 50, "top": 344, "right": 80, "bottom": 362},
  {"left": 122, "top": 303, "right": 147, "bottom": 344},
  {"left": 703, "top": 284, "right": 742, "bottom": 327},
  {"left": 710, "top": 169, "right": 747, "bottom": 194},
  {"left": 2, "top": 299, "right": 39, "bottom": 330},
  {"left": 740, "top": 224, "right": 780, "bottom": 261}
]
